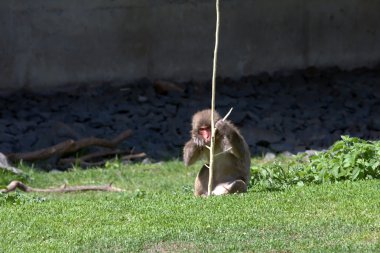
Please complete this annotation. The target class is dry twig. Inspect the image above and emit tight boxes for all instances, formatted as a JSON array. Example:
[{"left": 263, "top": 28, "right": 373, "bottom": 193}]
[
  {"left": 1, "top": 180, "right": 124, "bottom": 193},
  {"left": 208, "top": 0, "right": 221, "bottom": 196},
  {"left": 59, "top": 152, "right": 147, "bottom": 167},
  {"left": 6, "top": 129, "right": 133, "bottom": 162}
]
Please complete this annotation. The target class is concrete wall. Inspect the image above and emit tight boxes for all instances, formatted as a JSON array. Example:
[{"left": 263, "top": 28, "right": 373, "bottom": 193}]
[{"left": 0, "top": 0, "right": 379, "bottom": 90}]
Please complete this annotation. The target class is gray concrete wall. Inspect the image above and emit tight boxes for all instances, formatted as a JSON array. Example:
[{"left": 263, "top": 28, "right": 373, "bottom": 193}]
[{"left": 0, "top": 0, "right": 379, "bottom": 90}]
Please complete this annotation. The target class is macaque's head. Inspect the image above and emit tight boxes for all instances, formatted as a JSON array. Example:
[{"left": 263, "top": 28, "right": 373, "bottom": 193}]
[{"left": 192, "top": 109, "right": 221, "bottom": 144}]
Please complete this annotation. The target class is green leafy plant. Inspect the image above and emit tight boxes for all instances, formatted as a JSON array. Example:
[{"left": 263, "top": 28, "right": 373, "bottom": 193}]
[
  {"left": 104, "top": 158, "right": 124, "bottom": 170},
  {"left": 250, "top": 155, "right": 308, "bottom": 190},
  {"left": 307, "top": 136, "right": 380, "bottom": 183},
  {"left": 250, "top": 136, "right": 380, "bottom": 190}
]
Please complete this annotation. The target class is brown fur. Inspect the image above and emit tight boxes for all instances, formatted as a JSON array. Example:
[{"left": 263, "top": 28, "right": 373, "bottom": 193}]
[{"left": 183, "top": 109, "right": 251, "bottom": 196}]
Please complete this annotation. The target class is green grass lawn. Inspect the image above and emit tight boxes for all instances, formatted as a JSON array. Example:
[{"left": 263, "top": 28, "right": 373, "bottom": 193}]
[{"left": 1, "top": 160, "right": 379, "bottom": 253}]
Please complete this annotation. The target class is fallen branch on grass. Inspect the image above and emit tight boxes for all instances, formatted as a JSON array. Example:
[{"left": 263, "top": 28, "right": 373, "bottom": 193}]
[
  {"left": 6, "top": 129, "right": 133, "bottom": 162},
  {"left": 1, "top": 180, "right": 124, "bottom": 193},
  {"left": 59, "top": 152, "right": 147, "bottom": 167}
]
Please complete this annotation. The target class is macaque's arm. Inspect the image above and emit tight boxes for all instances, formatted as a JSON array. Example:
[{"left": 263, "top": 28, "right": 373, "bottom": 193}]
[
  {"left": 215, "top": 120, "right": 247, "bottom": 159},
  {"left": 183, "top": 139, "right": 203, "bottom": 166}
]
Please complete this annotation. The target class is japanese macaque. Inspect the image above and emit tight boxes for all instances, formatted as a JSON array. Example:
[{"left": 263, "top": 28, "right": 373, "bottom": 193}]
[{"left": 183, "top": 109, "right": 251, "bottom": 196}]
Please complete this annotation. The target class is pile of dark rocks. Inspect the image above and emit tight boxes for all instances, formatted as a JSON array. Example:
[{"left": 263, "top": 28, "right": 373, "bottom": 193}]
[{"left": 1, "top": 66, "right": 380, "bottom": 168}]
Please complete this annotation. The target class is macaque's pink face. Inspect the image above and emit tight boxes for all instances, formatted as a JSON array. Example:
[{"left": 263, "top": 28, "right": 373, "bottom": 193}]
[{"left": 199, "top": 126, "right": 211, "bottom": 143}]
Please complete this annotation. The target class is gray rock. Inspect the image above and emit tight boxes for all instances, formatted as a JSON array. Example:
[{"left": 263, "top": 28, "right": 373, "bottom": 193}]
[
  {"left": 0, "top": 143, "right": 13, "bottom": 153},
  {"left": 369, "top": 117, "right": 380, "bottom": 131},
  {"left": 142, "top": 158, "right": 153, "bottom": 164},
  {"left": 242, "top": 126, "right": 283, "bottom": 144},
  {"left": 2, "top": 133, "right": 16, "bottom": 143},
  {"left": 49, "top": 169, "right": 63, "bottom": 174},
  {"left": 150, "top": 97, "right": 166, "bottom": 108},
  {"left": 4, "top": 123, "right": 21, "bottom": 136},
  {"left": 0, "top": 152, "right": 24, "bottom": 175},
  {"left": 299, "top": 149, "right": 322, "bottom": 162},
  {"left": 304, "top": 150, "right": 320, "bottom": 156},
  {"left": 216, "top": 96, "right": 237, "bottom": 107},
  {"left": 296, "top": 126, "right": 330, "bottom": 146},
  {"left": 51, "top": 121, "right": 82, "bottom": 139},
  {"left": 164, "top": 104, "right": 177, "bottom": 116},
  {"left": 138, "top": 95, "right": 148, "bottom": 103},
  {"left": 258, "top": 116, "right": 283, "bottom": 132},
  {"left": 20, "top": 132, "right": 38, "bottom": 149},
  {"left": 344, "top": 100, "right": 358, "bottom": 110},
  {"left": 0, "top": 67, "right": 379, "bottom": 168},
  {"left": 229, "top": 111, "right": 247, "bottom": 124},
  {"left": 281, "top": 151, "right": 294, "bottom": 157},
  {"left": 263, "top": 152, "right": 276, "bottom": 162},
  {"left": 270, "top": 142, "right": 295, "bottom": 152}
]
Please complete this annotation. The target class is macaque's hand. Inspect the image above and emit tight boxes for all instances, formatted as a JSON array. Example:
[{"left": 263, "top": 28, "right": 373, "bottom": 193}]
[
  {"left": 192, "top": 134, "right": 205, "bottom": 147},
  {"left": 215, "top": 120, "right": 229, "bottom": 136}
]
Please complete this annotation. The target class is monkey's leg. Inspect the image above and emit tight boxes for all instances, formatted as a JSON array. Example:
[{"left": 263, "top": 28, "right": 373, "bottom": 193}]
[
  {"left": 212, "top": 180, "right": 247, "bottom": 195},
  {"left": 194, "top": 165, "right": 209, "bottom": 196},
  {"left": 228, "top": 179, "right": 247, "bottom": 193}
]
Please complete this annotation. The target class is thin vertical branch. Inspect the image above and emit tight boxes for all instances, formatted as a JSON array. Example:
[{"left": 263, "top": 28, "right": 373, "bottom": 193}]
[{"left": 208, "top": 0, "right": 220, "bottom": 196}]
